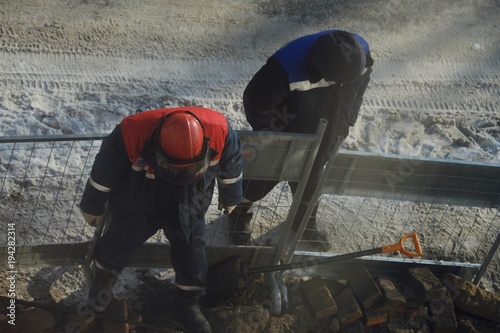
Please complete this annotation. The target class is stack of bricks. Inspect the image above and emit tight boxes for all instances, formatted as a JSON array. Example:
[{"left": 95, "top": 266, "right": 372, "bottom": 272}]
[
  {"left": 403, "top": 267, "right": 458, "bottom": 332},
  {"left": 300, "top": 264, "right": 500, "bottom": 332}
]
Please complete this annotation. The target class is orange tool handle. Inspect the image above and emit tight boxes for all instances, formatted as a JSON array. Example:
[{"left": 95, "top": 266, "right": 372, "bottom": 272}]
[{"left": 381, "top": 233, "right": 422, "bottom": 257}]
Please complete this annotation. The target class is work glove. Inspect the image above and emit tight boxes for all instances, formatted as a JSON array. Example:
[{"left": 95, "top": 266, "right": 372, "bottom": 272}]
[
  {"left": 80, "top": 209, "right": 102, "bottom": 227},
  {"left": 218, "top": 203, "right": 237, "bottom": 215}
]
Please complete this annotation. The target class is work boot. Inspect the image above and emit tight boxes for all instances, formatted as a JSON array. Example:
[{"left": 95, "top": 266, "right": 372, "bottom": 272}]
[
  {"left": 87, "top": 260, "right": 118, "bottom": 313},
  {"left": 172, "top": 289, "right": 212, "bottom": 333},
  {"left": 227, "top": 202, "right": 253, "bottom": 245}
]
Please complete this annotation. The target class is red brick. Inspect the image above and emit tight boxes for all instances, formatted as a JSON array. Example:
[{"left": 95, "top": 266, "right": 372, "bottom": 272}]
[
  {"left": 345, "top": 263, "right": 383, "bottom": 309},
  {"left": 127, "top": 306, "right": 143, "bottom": 330},
  {"left": 103, "top": 298, "right": 129, "bottom": 333},
  {"left": 334, "top": 288, "right": 363, "bottom": 325},
  {"left": 363, "top": 303, "right": 388, "bottom": 327},
  {"left": 300, "top": 276, "right": 338, "bottom": 320},
  {"left": 338, "top": 319, "right": 365, "bottom": 332}
]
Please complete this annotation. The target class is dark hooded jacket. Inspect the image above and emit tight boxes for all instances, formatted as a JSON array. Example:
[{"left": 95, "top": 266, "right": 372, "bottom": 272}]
[
  {"left": 243, "top": 29, "right": 373, "bottom": 166},
  {"left": 79, "top": 107, "right": 243, "bottom": 240}
]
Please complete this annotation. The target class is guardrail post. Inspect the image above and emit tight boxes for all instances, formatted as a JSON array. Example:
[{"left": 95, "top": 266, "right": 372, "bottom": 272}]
[
  {"left": 473, "top": 232, "right": 500, "bottom": 285},
  {"left": 273, "top": 119, "right": 328, "bottom": 265}
]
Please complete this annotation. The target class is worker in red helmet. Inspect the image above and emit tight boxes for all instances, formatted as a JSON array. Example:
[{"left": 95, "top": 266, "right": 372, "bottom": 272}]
[
  {"left": 155, "top": 110, "right": 211, "bottom": 184},
  {"left": 79, "top": 107, "right": 243, "bottom": 333}
]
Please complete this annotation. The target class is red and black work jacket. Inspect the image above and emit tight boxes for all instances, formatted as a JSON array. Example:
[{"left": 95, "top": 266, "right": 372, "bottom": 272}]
[{"left": 79, "top": 107, "right": 243, "bottom": 240}]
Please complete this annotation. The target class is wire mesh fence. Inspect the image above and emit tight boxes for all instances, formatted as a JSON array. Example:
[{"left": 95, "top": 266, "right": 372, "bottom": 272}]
[
  {"left": 0, "top": 127, "right": 326, "bottom": 269},
  {"left": 316, "top": 152, "right": 500, "bottom": 266},
  {"left": 0, "top": 136, "right": 102, "bottom": 247},
  {"left": 1, "top": 132, "right": 499, "bottom": 288}
]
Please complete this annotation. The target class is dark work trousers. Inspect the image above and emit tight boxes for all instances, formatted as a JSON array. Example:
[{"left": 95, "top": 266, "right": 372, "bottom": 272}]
[
  {"left": 94, "top": 181, "right": 207, "bottom": 289},
  {"left": 242, "top": 155, "right": 324, "bottom": 231}
]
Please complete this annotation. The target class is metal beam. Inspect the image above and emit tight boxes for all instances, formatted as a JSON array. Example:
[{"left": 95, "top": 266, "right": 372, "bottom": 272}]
[
  {"left": 0, "top": 243, "right": 480, "bottom": 281},
  {"left": 324, "top": 150, "right": 500, "bottom": 208}
]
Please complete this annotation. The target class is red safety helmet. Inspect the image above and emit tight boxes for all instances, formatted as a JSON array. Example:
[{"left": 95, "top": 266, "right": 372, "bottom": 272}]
[{"left": 155, "top": 111, "right": 210, "bottom": 184}]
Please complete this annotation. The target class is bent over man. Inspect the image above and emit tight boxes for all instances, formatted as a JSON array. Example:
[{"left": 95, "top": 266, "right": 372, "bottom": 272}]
[
  {"left": 229, "top": 29, "right": 374, "bottom": 250},
  {"left": 79, "top": 107, "right": 243, "bottom": 333}
]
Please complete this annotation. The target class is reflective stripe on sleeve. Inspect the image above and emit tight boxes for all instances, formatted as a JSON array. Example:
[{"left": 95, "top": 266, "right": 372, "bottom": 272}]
[
  {"left": 89, "top": 176, "right": 112, "bottom": 193},
  {"left": 218, "top": 172, "right": 243, "bottom": 185},
  {"left": 175, "top": 282, "right": 204, "bottom": 291},
  {"left": 289, "top": 78, "right": 334, "bottom": 91},
  {"left": 132, "top": 165, "right": 155, "bottom": 179}
]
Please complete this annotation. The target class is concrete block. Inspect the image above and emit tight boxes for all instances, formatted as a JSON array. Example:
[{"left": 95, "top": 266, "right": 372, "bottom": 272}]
[
  {"left": 405, "top": 267, "right": 447, "bottom": 301},
  {"left": 329, "top": 316, "right": 341, "bottom": 333},
  {"left": 456, "top": 319, "right": 479, "bottom": 333},
  {"left": 300, "top": 276, "right": 338, "bottom": 320},
  {"left": 345, "top": 263, "right": 383, "bottom": 309},
  {"left": 323, "top": 278, "right": 348, "bottom": 298},
  {"left": 334, "top": 288, "right": 363, "bottom": 326},
  {"left": 405, "top": 306, "right": 431, "bottom": 332},
  {"left": 440, "top": 272, "right": 500, "bottom": 323},
  {"left": 402, "top": 285, "right": 425, "bottom": 309},
  {"left": 377, "top": 276, "right": 407, "bottom": 313},
  {"left": 386, "top": 312, "right": 416, "bottom": 332},
  {"left": 428, "top": 294, "right": 457, "bottom": 333}
]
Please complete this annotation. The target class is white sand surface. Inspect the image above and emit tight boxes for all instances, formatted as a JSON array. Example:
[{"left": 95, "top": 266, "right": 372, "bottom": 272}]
[{"left": 0, "top": 0, "right": 498, "bottom": 317}]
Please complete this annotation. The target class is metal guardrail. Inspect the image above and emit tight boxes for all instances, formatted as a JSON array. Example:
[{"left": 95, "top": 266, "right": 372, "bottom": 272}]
[
  {"left": 0, "top": 124, "right": 326, "bottom": 269},
  {"left": 324, "top": 150, "right": 500, "bottom": 208},
  {"left": 0, "top": 129, "right": 498, "bottom": 285}
]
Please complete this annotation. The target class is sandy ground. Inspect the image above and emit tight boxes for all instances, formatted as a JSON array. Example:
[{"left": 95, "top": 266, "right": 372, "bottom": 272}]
[
  {"left": 0, "top": 0, "right": 499, "bottom": 331},
  {"left": 1, "top": 0, "right": 499, "bottom": 159}
]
